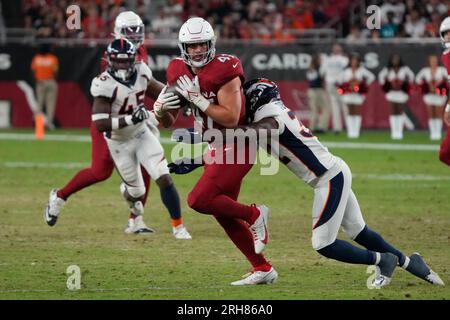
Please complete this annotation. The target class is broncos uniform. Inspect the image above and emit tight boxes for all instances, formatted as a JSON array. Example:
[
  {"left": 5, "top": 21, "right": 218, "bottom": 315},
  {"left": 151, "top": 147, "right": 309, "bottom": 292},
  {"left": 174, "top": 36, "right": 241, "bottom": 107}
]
[
  {"left": 91, "top": 62, "right": 169, "bottom": 196},
  {"left": 251, "top": 98, "right": 365, "bottom": 250},
  {"left": 245, "top": 79, "right": 445, "bottom": 288}
]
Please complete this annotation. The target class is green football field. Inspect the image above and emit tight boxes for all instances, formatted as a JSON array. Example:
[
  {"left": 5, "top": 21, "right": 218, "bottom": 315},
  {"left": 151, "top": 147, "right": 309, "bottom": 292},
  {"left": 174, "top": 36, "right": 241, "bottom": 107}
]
[{"left": 0, "top": 129, "right": 449, "bottom": 300}]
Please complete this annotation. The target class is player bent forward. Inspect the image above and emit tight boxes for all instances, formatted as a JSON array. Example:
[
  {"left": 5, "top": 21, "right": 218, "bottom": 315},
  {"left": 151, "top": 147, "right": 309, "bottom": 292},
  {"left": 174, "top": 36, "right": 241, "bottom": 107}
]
[
  {"left": 90, "top": 38, "right": 190, "bottom": 238},
  {"left": 170, "top": 78, "right": 445, "bottom": 288}
]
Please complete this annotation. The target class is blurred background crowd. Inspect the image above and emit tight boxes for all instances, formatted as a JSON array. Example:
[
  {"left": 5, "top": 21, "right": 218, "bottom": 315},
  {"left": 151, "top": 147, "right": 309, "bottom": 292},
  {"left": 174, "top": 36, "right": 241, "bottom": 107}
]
[{"left": 0, "top": 0, "right": 448, "bottom": 43}]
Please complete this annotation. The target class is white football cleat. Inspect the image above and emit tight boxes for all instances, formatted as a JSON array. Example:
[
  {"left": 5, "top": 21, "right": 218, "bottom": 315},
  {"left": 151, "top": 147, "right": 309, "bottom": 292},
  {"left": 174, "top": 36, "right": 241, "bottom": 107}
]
[
  {"left": 124, "top": 215, "right": 154, "bottom": 235},
  {"left": 249, "top": 205, "right": 269, "bottom": 254},
  {"left": 406, "top": 253, "right": 445, "bottom": 286},
  {"left": 231, "top": 267, "right": 278, "bottom": 286},
  {"left": 173, "top": 224, "right": 192, "bottom": 240},
  {"left": 44, "top": 189, "right": 65, "bottom": 226},
  {"left": 371, "top": 252, "right": 398, "bottom": 289}
]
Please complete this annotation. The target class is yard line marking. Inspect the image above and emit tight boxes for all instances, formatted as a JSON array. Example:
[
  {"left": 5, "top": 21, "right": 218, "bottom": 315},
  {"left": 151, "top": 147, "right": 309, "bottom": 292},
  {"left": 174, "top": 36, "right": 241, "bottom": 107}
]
[
  {"left": 3, "top": 162, "right": 88, "bottom": 169},
  {"left": 353, "top": 173, "right": 450, "bottom": 181},
  {"left": 0, "top": 133, "right": 440, "bottom": 151},
  {"left": 3, "top": 162, "right": 449, "bottom": 180},
  {"left": 323, "top": 141, "right": 439, "bottom": 151}
]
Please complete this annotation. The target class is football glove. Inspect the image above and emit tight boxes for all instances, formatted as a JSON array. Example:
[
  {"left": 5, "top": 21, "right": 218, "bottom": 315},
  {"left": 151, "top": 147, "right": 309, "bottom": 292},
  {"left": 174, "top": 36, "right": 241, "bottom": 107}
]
[
  {"left": 168, "top": 157, "right": 204, "bottom": 175},
  {"left": 131, "top": 105, "right": 151, "bottom": 124},
  {"left": 176, "top": 75, "right": 210, "bottom": 112},
  {"left": 153, "top": 86, "right": 181, "bottom": 118}
]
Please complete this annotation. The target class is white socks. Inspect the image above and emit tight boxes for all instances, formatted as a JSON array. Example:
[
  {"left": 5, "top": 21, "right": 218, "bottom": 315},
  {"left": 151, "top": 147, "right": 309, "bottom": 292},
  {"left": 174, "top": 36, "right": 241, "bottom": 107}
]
[
  {"left": 429, "top": 118, "right": 442, "bottom": 140},
  {"left": 345, "top": 115, "right": 362, "bottom": 138},
  {"left": 389, "top": 115, "right": 404, "bottom": 140}
]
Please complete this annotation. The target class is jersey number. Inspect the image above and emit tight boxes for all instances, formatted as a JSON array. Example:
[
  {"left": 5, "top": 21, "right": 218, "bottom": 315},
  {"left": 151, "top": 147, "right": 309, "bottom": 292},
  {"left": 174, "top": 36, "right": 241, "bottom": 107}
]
[
  {"left": 119, "top": 91, "right": 145, "bottom": 115},
  {"left": 217, "top": 54, "right": 234, "bottom": 63},
  {"left": 288, "top": 111, "right": 314, "bottom": 138}
]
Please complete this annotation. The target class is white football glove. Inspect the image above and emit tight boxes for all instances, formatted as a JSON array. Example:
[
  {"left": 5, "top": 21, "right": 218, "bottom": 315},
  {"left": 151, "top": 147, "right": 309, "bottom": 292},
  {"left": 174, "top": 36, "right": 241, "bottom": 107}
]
[
  {"left": 175, "top": 75, "right": 210, "bottom": 112},
  {"left": 153, "top": 86, "right": 181, "bottom": 118}
]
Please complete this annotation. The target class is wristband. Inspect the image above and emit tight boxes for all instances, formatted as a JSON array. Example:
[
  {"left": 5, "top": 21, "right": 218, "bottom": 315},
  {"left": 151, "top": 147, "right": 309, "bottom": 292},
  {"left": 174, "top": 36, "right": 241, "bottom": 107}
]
[
  {"left": 91, "top": 113, "right": 109, "bottom": 121},
  {"left": 445, "top": 104, "right": 450, "bottom": 113},
  {"left": 124, "top": 115, "right": 133, "bottom": 126},
  {"left": 193, "top": 95, "right": 210, "bottom": 112},
  {"left": 112, "top": 118, "right": 119, "bottom": 130}
]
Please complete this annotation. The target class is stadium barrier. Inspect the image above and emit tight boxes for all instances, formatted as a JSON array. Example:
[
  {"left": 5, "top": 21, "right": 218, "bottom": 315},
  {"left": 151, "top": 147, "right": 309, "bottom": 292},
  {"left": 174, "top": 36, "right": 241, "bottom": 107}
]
[{"left": 0, "top": 42, "right": 443, "bottom": 129}]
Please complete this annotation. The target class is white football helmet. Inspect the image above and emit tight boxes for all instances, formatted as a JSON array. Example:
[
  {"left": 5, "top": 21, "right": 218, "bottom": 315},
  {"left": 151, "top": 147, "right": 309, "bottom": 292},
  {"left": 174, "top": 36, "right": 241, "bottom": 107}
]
[
  {"left": 439, "top": 16, "right": 450, "bottom": 50},
  {"left": 178, "top": 17, "right": 216, "bottom": 68},
  {"left": 114, "top": 11, "right": 145, "bottom": 48}
]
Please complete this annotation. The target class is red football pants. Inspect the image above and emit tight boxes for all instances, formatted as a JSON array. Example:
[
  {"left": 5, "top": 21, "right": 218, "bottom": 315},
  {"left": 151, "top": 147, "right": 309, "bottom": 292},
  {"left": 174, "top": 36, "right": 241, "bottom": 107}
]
[
  {"left": 58, "top": 123, "right": 151, "bottom": 204},
  {"left": 439, "top": 128, "right": 450, "bottom": 166},
  {"left": 187, "top": 144, "right": 269, "bottom": 268}
]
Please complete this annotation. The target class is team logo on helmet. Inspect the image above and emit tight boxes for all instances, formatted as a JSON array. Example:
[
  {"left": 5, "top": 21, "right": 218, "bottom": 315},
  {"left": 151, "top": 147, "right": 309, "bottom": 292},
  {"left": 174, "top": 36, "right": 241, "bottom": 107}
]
[
  {"left": 243, "top": 78, "right": 281, "bottom": 123},
  {"left": 106, "top": 38, "right": 137, "bottom": 82}
]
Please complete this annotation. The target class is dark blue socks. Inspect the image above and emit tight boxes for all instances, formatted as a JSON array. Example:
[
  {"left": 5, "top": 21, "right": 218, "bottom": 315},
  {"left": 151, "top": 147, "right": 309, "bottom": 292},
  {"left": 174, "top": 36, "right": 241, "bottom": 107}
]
[
  {"left": 317, "top": 239, "right": 376, "bottom": 265},
  {"left": 160, "top": 183, "right": 181, "bottom": 219},
  {"left": 354, "top": 226, "right": 406, "bottom": 266}
]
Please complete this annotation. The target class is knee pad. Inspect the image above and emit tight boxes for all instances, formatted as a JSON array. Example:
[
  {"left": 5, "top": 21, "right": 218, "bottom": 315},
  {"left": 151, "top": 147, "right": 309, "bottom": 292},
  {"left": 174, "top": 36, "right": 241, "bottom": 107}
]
[{"left": 126, "top": 185, "right": 145, "bottom": 199}]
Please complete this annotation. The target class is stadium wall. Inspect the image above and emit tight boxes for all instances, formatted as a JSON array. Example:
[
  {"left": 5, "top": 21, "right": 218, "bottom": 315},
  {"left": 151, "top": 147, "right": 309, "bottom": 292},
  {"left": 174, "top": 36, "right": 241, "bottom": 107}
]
[{"left": 0, "top": 43, "right": 443, "bottom": 129}]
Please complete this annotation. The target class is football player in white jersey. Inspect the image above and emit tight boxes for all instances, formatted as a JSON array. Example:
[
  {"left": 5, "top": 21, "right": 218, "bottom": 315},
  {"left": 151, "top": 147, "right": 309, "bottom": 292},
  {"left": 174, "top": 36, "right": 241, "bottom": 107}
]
[
  {"left": 91, "top": 38, "right": 191, "bottom": 238},
  {"left": 169, "top": 78, "right": 444, "bottom": 288}
]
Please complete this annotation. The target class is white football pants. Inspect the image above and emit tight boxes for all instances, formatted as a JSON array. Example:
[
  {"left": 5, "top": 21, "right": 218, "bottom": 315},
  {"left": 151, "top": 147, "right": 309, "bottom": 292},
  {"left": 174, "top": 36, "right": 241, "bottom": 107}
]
[
  {"left": 311, "top": 158, "right": 366, "bottom": 250},
  {"left": 106, "top": 126, "right": 169, "bottom": 198}
]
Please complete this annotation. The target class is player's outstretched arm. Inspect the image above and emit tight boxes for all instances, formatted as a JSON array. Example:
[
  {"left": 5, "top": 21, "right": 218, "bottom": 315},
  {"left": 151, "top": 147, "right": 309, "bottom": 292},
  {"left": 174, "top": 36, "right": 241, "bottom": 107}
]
[
  {"left": 168, "top": 156, "right": 204, "bottom": 175},
  {"left": 92, "top": 97, "right": 150, "bottom": 132}
]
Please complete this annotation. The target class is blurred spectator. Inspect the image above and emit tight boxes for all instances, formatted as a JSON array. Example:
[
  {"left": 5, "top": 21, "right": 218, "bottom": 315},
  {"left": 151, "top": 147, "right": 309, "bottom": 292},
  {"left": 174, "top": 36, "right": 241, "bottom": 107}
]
[
  {"left": 320, "top": 43, "right": 348, "bottom": 134},
  {"left": 18, "top": 0, "right": 449, "bottom": 42},
  {"left": 380, "top": 11, "right": 398, "bottom": 38},
  {"left": 82, "top": 5, "right": 106, "bottom": 38},
  {"left": 425, "top": 12, "right": 443, "bottom": 37},
  {"left": 380, "top": 0, "right": 405, "bottom": 25},
  {"left": 339, "top": 52, "right": 375, "bottom": 139},
  {"left": 0, "top": 4, "right": 6, "bottom": 44},
  {"left": 426, "top": 0, "right": 448, "bottom": 16},
  {"left": 405, "top": 9, "right": 426, "bottom": 38},
  {"left": 415, "top": 54, "right": 448, "bottom": 140},
  {"left": 346, "top": 23, "right": 367, "bottom": 43},
  {"left": 151, "top": 6, "right": 181, "bottom": 37},
  {"left": 306, "top": 54, "right": 330, "bottom": 133},
  {"left": 378, "top": 53, "right": 415, "bottom": 140},
  {"left": 31, "top": 44, "right": 59, "bottom": 130}
]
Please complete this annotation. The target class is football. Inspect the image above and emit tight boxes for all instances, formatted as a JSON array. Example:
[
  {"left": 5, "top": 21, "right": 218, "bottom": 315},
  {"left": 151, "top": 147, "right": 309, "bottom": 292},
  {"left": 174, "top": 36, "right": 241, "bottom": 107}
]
[{"left": 166, "top": 85, "right": 189, "bottom": 109}]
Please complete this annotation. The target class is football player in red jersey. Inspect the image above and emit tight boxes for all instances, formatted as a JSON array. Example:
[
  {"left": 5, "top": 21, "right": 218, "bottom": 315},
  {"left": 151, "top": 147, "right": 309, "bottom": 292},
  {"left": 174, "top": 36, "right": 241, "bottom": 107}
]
[
  {"left": 44, "top": 11, "right": 191, "bottom": 239},
  {"left": 439, "top": 17, "right": 450, "bottom": 166},
  {"left": 155, "top": 17, "right": 277, "bottom": 285}
]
